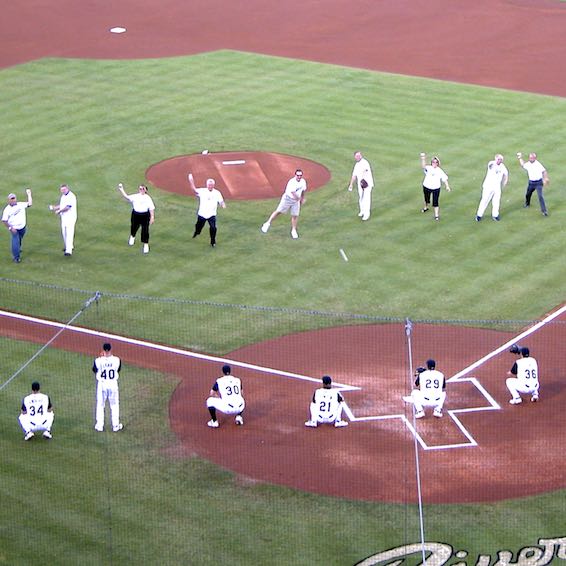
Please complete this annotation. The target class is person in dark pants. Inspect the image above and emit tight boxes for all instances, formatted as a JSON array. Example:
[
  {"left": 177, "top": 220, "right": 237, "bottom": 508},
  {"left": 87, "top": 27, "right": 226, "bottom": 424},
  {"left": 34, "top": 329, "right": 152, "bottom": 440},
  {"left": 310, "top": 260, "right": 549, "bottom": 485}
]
[
  {"left": 2, "top": 189, "right": 32, "bottom": 263},
  {"left": 187, "top": 173, "right": 226, "bottom": 247},
  {"left": 117, "top": 183, "right": 155, "bottom": 254},
  {"left": 516, "top": 152, "right": 550, "bottom": 216}
]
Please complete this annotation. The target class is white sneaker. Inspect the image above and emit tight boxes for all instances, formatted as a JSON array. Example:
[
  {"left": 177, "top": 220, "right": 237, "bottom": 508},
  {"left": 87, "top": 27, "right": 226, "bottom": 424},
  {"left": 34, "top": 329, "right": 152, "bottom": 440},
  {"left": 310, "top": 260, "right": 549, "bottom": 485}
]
[
  {"left": 433, "top": 409, "right": 443, "bottom": 418},
  {"left": 334, "top": 420, "right": 348, "bottom": 428},
  {"left": 143, "top": 243, "right": 149, "bottom": 254},
  {"left": 95, "top": 425, "right": 104, "bottom": 432},
  {"left": 304, "top": 420, "right": 317, "bottom": 428},
  {"left": 43, "top": 430, "right": 52, "bottom": 439},
  {"left": 531, "top": 394, "right": 539, "bottom": 403},
  {"left": 113, "top": 424, "right": 123, "bottom": 432},
  {"left": 261, "top": 222, "right": 270, "bottom": 233},
  {"left": 361, "top": 215, "right": 370, "bottom": 221},
  {"left": 24, "top": 431, "right": 34, "bottom": 441},
  {"left": 128, "top": 236, "right": 135, "bottom": 246},
  {"left": 358, "top": 211, "right": 364, "bottom": 217},
  {"left": 235, "top": 415, "right": 244, "bottom": 425},
  {"left": 291, "top": 228, "right": 299, "bottom": 239},
  {"left": 207, "top": 420, "right": 219, "bottom": 428},
  {"left": 509, "top": 398, "right": 522, "bottom": 405},
  {"left": 415, "top": 410, "right": 425, "bottom": 419}
]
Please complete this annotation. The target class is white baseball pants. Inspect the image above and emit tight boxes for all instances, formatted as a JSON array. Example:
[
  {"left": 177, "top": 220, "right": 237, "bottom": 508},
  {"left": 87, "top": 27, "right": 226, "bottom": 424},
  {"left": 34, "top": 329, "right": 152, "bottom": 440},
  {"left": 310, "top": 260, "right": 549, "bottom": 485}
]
[
  {"left": 477, "top": 186, "right": 501, "bottom": 218},
  {"left": 410, "top": 389, "right": 446, "bottom": 413},
  {"left": 19, "top": 411, "right": 54, "bottom": 434},
  {"left": 96, "top": 382, "right": 120, "bottom": 430}
]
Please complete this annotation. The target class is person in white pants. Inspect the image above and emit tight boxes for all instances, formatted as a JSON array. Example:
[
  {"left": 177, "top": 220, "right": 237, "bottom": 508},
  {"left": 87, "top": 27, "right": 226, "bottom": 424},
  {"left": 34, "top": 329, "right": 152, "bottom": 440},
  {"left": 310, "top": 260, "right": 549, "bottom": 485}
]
[
  {"left": 476, "top": 154, "right": 508, "bottom": 222},
  {"left": 347, "top": 151, "right": 374, "bottom": 221},
  {"left": 18, "top": 381, "right": 54, "bottom": 440},
  {"left": 49, "top": 184, "right": 77, "bottom": 256},
  {"left": 305, "top": 375, "right": 348, "bottom": 428},
  {"left": 406, "top": 359, "right": 446, "bottom": 418},
  {"left": 506, "top": 346, "right": 539, "bottom": 404},
  {"left": 93, "top": 342, "right": 123, "bottom": 432},
  {"left": 206, "top": 364, "right": 245, "bottom": 427}
]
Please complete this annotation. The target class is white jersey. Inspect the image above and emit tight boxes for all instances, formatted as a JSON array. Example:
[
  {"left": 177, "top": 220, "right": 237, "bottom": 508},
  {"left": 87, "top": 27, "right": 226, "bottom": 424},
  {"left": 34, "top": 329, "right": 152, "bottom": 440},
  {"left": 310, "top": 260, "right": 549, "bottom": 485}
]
[
  {"left": 93, "top": 354, "right": 121, "bottom": 384},
  {"left": 195, "top": 188, "right": 224, "bottom": 219},
  {"left": 514, "top": 357, "right": 539, "bottom": 388},
  {"left": 214, "top": 375, "right": 244, "bottom": 402},
  {"left": 312, "top": 387, "right": 344, "bottom": 419},
  {"left": 21, "top": 392, "right": 52, "bottom": 418},
  {"left": 482, "top": 160, "right": 508, "bottom": 190},
  {"left": 59, "top": 190, "right": 77, "bottom": 222},
  {"left": 417, "top": 369, "right": 445, "bottom": 401},
  {"left": 352, "top": 158, "right": 374, "bottom": 189}
]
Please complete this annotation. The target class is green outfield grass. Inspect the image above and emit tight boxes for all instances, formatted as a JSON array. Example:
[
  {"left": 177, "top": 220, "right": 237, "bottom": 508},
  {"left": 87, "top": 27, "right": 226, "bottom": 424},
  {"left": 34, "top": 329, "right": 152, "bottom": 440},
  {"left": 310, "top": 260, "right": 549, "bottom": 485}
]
[{"left": 1, "top": 51, "right": 565, "bottom": 565}]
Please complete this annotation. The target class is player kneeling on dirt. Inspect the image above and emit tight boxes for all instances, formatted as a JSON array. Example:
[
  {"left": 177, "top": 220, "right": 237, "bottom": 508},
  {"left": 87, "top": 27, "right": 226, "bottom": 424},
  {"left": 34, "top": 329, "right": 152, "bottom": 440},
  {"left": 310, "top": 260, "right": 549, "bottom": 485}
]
[
  {"left": 206, "top": 364, "right": 245, "bottom": 428},
  {"left": 305, "top": 375, "right": 348, "bottom": 428},
  {"left": 506, "top": 345, "right": 539, "bottom": 404},
  {"left": 406, "top": 359, "right": 446, "bottom": 419}
]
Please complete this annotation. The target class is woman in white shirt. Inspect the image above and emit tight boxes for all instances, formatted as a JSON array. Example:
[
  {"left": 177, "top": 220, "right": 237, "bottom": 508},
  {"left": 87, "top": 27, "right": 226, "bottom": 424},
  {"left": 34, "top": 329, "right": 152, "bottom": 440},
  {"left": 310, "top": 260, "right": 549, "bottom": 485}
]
[
  {"left": 117, "top": 183, "right": 155, "bottom": 254},
  {"left": 419, "top": 153, "right": 451, "bottom": 221}
]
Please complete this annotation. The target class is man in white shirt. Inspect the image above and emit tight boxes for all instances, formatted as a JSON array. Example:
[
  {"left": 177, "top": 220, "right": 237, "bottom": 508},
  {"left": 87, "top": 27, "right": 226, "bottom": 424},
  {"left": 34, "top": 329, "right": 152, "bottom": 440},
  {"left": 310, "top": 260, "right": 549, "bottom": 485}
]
[
  {"left": 506, "top": 346, "right": 539, "bottom": 404},
  {"left": 476, "top": 154, "right": 508, "bottom": 222},
  {"left": 93, "top": 342, "right": 123, "bottom": 432},
  {"left": 187, "top": 174, "right": 226, "bottom": 247},
  {"left": 261, "top": 169, "right": 307, "bottom": 239},
  {"left": 206, "top": 364, "right": 245, "bottom": 427},
  {"left": 117, "top": 183, "right": 156, "bottom": 254},
  {"left": 347, "top": 151, "right": 374, "bottom": 221},
  {"left": 305, "top": 375, "right": 349, "bottom": 428},
  {"left": 517, "top": 152, "right": 549, "bottom": 216},
  {"left": 406, "top": 359, "right": 446, "bottom": 418},
  {"left": 2, "top": 189, "right": 33, "bottom": 263},
  {"left": 49, "top": 184, "right": 77, "bottom": 256},
  {"left": 18, "top": 381, "right": 54, "bottom": 440}
]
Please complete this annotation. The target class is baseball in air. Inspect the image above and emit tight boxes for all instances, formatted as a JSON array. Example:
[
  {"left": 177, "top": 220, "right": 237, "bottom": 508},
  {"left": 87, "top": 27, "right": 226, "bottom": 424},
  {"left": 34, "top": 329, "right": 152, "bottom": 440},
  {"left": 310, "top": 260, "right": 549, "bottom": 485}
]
[{"left": 420, "top": 152, "right": 426, "bottom": 157}]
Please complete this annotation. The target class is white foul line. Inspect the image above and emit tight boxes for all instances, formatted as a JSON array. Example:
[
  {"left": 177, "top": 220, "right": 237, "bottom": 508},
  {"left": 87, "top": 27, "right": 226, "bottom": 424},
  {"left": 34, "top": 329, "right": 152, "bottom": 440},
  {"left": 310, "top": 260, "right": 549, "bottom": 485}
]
[
  {"left": 222, "top": 160, "right": 246, "bottom": 165},
  {"left": 0, "top": 309, "right": 360, "bottom": 391},
  {"left": 449, "top": 303, "right": 566, "bottom": 381}
]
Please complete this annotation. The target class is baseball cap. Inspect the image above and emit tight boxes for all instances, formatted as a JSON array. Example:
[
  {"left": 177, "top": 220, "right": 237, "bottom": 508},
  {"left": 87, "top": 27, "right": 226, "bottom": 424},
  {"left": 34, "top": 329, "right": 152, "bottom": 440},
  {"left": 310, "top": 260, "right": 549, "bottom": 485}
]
[
  {"left": 8, "top": 193, "right": 16, "bottom": 199},
  {"left": 426, "top": 359, "right": 436, "bottom": 369},
  {"left": 222, "top": 364, "right": 231, "bottom": 374},
  {"left": 520, "top": 347, "right": 530, "bottom": 357},
  {"left": 31, "top": 381, "right": 40, "bottom": 391},
  {"left": 103, "top": 343, "right": 112, "bottom": 351},
  {"left": 322, "top": 375, "right": 332, "bottom": 385}
]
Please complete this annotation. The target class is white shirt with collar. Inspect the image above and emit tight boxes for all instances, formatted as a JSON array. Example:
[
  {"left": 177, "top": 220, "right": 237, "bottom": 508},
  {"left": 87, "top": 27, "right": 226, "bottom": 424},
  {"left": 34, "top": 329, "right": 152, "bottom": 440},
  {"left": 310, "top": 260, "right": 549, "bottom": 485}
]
[
  {"left": 196, "top": 188, "right": 224, "bottom": 219},
  {"left": 522, "top": 160, "right": 546, "bottom": 181},
  {"left": 59, "top": 190, "right": 77, "bottom": 222},
  {"left": 352, "top": 158, "right": 374, "bottom": 189}
]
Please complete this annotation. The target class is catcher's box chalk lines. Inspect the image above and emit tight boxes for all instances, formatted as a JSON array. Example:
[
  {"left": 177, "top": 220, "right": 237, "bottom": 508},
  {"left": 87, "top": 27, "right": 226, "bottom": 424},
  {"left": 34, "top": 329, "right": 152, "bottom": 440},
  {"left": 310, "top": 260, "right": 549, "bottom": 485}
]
[{"left": 0, "top": 310, "right": 360, "bottom": 392}]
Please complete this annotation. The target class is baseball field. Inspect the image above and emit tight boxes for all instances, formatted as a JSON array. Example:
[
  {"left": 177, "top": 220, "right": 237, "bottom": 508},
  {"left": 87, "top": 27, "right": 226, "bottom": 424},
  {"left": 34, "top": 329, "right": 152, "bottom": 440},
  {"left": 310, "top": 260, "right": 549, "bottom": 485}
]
[{"left": 1, "top": 1, "right": 566, "bottom": 565}]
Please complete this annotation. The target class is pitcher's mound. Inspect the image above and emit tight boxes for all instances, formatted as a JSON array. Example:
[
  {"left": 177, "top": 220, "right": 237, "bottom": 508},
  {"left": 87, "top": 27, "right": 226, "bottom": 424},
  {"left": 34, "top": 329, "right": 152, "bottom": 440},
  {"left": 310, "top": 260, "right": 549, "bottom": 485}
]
[{"left": 145, "top": 151, "right": 331, "bottom": 200}]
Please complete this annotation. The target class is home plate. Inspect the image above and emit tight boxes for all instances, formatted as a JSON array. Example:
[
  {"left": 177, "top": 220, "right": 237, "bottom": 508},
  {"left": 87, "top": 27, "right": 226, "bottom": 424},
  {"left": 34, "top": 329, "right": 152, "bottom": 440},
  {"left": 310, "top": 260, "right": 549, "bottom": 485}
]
[
  {"left": 110, "top": 27, "right": 127, "bottom": 34},
  {"left": 222, "top": 160, "right": 246, "bottom": 165}
]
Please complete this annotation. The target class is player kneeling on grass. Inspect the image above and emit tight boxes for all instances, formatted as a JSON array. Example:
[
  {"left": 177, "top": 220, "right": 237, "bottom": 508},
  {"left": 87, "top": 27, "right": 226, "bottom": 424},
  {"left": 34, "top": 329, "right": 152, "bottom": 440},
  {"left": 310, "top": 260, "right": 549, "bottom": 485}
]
[
  {"left": 305, "top": 375, "right": 348, "bottom": 428},
  {"left": 406, "top": 359, "right": 446, "bottom": 419},
  {"left": 206, "top": 364, "right": 245, "bottom": 428},
  {"left": 18, "top": 381, "right": 54, "bottom": 440},
  {"left": 506, "top": 345, "right": 539, "bottom": 404}
]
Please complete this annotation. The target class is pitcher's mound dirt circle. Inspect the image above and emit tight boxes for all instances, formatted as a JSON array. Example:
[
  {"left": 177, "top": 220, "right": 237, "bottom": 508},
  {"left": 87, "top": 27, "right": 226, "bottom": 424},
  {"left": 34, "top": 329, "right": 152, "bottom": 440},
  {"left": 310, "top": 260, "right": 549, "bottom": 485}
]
[{"left": 145, "top": 151, "right": 331, "bottom": 200}]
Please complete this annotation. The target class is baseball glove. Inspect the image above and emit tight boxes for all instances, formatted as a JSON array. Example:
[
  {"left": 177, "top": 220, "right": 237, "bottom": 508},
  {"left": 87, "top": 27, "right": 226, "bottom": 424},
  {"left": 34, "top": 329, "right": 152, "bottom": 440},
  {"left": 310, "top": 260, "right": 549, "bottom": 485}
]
[
  {"left": 415, "top": 366, "right": 426, "bottom": 376},
  {"left": 509, "top": 344, "right": 521, "bottom": 355},
  {"left": 360, "top": 179, "right": 368, "bottom": 189}
]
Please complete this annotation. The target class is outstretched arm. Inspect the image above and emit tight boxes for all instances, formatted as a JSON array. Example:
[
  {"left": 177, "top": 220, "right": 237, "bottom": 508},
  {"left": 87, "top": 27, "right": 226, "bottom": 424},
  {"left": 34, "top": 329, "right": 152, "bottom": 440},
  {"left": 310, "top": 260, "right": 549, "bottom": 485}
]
[
  {"left": 187, "top": 173, "right": 198, "bottom": 195},
  {"left": 25, "top": 188, "right": 32, "bottom": 207},
  {"left": 420, "top": 152, "right": 427, "bottom": 169},
  {"left": 116, "top": 183, "right": 131, "bottom": 202}
]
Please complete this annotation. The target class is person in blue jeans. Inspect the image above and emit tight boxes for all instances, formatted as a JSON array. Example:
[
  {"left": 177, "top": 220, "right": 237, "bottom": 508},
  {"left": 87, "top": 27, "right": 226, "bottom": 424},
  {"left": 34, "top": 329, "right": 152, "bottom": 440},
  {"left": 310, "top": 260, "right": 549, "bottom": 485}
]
[{"left": 2, "top": 189, "right": 33, "bottom": 263}]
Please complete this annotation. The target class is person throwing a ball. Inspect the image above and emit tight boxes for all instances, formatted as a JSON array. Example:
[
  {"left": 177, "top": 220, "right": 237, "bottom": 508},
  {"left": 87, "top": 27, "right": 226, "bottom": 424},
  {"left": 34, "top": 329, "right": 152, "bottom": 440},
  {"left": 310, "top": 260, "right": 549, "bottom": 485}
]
[{"left": 261, "top": 169, "right": 307, "bottom": 239}]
